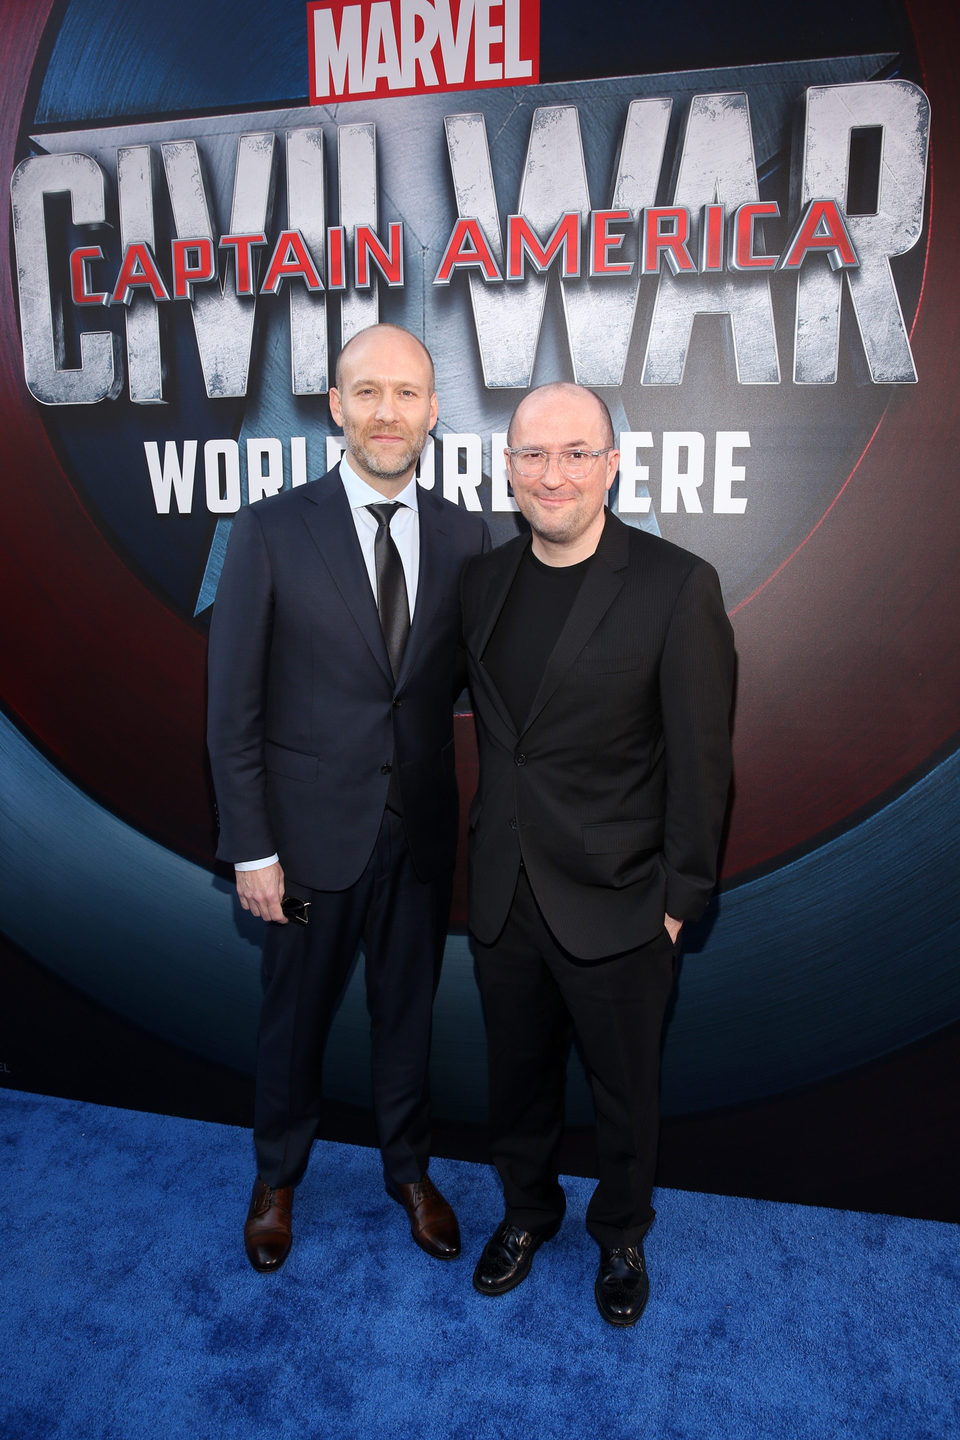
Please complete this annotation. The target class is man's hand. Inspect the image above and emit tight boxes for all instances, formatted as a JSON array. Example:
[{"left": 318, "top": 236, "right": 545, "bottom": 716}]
[
  {"left": 664, "top": 913, "right": 683, "bottom": 945},
  {"left": 236, "top": 862, "right": 287, "bottom": 924}
]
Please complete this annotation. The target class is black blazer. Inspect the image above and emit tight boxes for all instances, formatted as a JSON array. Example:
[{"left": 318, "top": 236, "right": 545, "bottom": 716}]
[
  {"left": 462, "top": 511, "right": 735, "bottom": 959},
  {"left": 207, "top": 466, "right": 489, "bottom": 890}
]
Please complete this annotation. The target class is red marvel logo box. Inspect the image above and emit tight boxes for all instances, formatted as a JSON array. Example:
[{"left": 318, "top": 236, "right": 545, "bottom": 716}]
[{"left": 308, "top": 0, "right": 539, "bottom": 103}]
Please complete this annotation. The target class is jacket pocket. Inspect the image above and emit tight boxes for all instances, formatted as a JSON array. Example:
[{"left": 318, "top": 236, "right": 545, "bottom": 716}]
[
  {"left": 582, "top": 818, "right": 663, "bottom": 854},
  {"left": 264, "top": 741, "right": 320, "bottom": 782},
  {"left": 576, "top": 654, "right": 645, "bottom": 674}
]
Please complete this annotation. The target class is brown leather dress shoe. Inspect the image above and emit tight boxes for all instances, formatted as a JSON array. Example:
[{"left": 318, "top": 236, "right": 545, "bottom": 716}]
[
  {"left": 244, "top": 1177, "right": 294, "bottom": 1272},
  {"left": 386, "top": 1174, "right": 461, "bottom": 1259}
]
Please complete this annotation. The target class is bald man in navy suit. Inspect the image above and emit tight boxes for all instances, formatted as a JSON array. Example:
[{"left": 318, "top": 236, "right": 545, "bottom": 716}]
[{"left": 208, "top": 324, "right": 488, "bottom": 1272}]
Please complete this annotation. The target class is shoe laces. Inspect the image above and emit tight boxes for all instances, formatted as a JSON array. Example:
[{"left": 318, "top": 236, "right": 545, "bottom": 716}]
[
  {"left": 255, "top": 1184, "right": 291, "bottom": 1217},
  {"left": 495, "top": 1222, "right": 534, "bottom": 1256},
  {"left": 603, "top": 1244, "right": 645, "bottom": 1272}
]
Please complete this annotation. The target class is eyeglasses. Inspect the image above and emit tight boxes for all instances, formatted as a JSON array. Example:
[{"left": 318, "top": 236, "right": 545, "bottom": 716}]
[{"left": 507, "top": 447, "right": 612, "bottom": 480}]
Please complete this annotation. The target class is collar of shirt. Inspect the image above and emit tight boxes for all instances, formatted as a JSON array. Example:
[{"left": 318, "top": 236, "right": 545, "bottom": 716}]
[
  {"left": 338, "top": 453, "right": 421, "bottom": 516},
  {"left": 338, "top": 453, "right": 421, "bottom": 613}
]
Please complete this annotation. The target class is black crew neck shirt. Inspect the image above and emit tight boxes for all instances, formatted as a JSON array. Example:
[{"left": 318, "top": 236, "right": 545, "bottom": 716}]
[{"left": 482, "top": 544, "right": 592, "bottom": 730}]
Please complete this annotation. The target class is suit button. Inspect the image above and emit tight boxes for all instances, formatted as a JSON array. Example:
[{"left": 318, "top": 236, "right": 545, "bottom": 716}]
[
  {"left": 380, "top": 763, "right": 392, "bottom": 774},
  {"left": 509, "top": 818, "right": 518, "bottom": 830},
  {"left": 393, "top": 697, "right": 402, "bottom": 708},
  {"left": 514, "top": 751, "right": 527, "bottom": 767}
]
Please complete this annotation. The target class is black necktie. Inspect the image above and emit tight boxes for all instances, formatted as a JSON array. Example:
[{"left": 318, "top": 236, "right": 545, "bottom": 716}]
[{"left": 367, "top": 502, "right": 410, "bottom": 678}]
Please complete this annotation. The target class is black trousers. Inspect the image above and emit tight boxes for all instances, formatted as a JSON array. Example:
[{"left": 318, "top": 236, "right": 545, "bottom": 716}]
[
  {"left": 473, "top": 868, "right": 677, "bottom": 1249},
  {"left": 254, "top": 808, "right": 451, "bottom": 1190}
]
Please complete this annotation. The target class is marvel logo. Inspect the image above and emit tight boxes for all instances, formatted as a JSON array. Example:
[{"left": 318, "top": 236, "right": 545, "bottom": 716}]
[{"left": 308, "top": 0, "right": 539, "bottom": 103}]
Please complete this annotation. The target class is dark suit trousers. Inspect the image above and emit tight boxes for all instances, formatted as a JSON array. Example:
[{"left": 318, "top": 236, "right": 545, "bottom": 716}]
[
  {"left": 254, "top": 808, "right": 451, "bottom": 1190},
  {"left": 473, "top": 869, "right": 676, "bottom": 1249}
]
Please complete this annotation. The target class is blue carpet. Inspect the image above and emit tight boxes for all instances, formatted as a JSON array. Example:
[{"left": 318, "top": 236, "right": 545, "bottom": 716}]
[{"left": 1, "top": 1089, "right": 957, "bottom": 1440}]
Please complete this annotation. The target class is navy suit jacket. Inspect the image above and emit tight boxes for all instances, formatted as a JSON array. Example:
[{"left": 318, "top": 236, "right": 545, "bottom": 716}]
[
  {"left": 462, "top": 511, "right": 735, "bottom": 959},
  {"left": 207, "top": 466, "right": 489, "bottom": 890}
]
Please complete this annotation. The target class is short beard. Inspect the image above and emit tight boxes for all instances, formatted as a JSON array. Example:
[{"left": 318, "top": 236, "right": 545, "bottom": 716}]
[
  {"left": 516, "top": 495, "right": 583, "bottom": 546},
  {"left": 346, "top": 420, "right": 430, "bottom": 482}
]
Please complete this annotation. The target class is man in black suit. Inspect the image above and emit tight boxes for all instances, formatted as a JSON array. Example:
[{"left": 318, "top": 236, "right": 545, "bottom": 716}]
[
  {"left": 461, "top": 382, "right": 734, "bottom": 1325},
  {"left": 207, "top": 323, "right": 488, "bottom": 1272}
]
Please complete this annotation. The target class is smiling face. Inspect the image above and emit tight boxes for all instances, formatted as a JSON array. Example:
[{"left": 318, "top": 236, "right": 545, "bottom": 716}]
[
  {"left": 506, "top": 384, "right": 619, "bottom": 565},
  {"left": 329, "top": 325, "right": 438, "bottom": 496}
]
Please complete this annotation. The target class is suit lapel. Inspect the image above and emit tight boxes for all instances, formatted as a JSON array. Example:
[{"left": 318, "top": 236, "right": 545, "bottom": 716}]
[
  {"left": 397, "top": 487, "right": 445, "bottom": 685},
  {"left": 301, "top": 470, "right": 393, "bottom": 682},
  {"left": 475, "top": 537, "right": 528, "bottom": 655},
  {"left": 474, "top": 536, "right": 530, "bottom": 737},
  {"left": 521, "top": 512, "right": 629, "bottom": 732}
]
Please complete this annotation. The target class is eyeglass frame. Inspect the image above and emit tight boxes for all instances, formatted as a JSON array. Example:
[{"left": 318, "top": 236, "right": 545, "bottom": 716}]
[{"left": 505, "top": 446, "right": 614, "bottom": 480}]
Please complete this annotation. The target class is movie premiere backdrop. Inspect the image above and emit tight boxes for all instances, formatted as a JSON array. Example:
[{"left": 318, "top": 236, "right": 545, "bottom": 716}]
[{"left": 2, "top": 0, "right": 958, "bottom": 1217}]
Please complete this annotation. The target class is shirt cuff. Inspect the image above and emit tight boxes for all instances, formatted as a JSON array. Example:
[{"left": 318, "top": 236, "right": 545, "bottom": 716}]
[{"left": 235, "top": 855, "right": 279, "bottom": 871}]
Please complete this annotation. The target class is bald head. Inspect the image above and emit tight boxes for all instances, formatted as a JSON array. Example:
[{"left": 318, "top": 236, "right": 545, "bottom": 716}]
[
  {"left": 328, "top": 322, "right": 438, "bottom": 497},
  {"left": 504, "top": 381, "right": 620, "bottom": 565},
  {"left": 335, "top": 323, "right": 435, "bottom": 392},
  {"left": 507, "top": 383, "right": 615, "bottom": 450}
]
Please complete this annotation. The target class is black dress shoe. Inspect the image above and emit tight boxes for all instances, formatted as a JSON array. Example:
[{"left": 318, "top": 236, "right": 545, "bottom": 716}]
[
  {"left": 594, "top": 1243, "right": 649, "bottom": 1326},
  {"left": 244, "top": 1177, "right": 294, "bottom": 1273},
  {"left": 386, "top": 1174, "right": 461, "bottom": 1259},
  {"left": 472, "top": 1218, "right": 561, "bottom": 1296}
]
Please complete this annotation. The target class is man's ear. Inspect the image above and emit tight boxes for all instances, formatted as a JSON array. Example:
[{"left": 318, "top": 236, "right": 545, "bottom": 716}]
[{"left": 329, "top": 387, "right": 343, "bottom": 426}]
